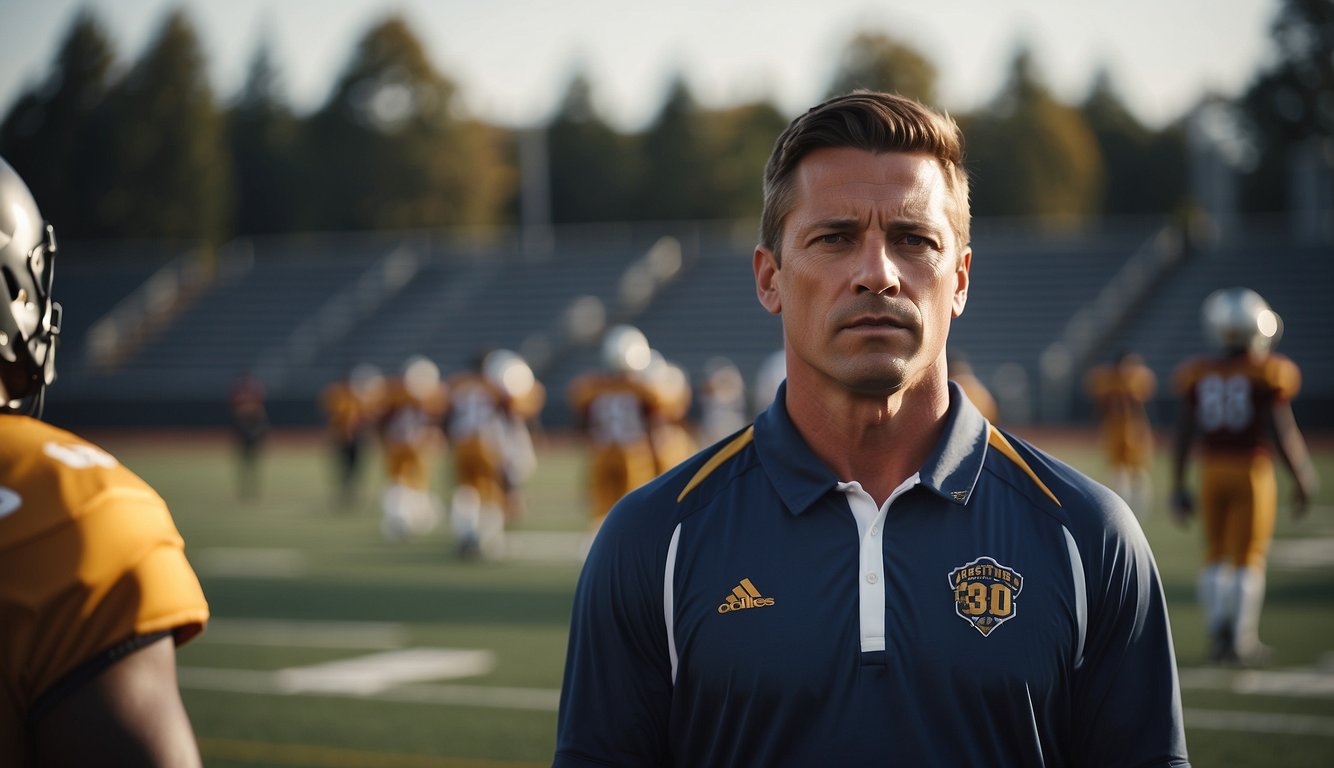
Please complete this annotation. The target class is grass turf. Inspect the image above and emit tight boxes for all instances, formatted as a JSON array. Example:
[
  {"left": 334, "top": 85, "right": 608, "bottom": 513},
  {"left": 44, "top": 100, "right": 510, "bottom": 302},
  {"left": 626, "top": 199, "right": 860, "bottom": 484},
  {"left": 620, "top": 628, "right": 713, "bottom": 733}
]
[{"left": 90, "top": 427, "right": 1334, "bottom": 768}]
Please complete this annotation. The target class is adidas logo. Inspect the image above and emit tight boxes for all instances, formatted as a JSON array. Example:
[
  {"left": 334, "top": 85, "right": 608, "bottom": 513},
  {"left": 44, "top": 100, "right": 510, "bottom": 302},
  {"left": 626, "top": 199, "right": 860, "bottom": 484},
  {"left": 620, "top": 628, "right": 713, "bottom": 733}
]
[{"left": 717, "top": 578, "right": 776, "bottom": 613}]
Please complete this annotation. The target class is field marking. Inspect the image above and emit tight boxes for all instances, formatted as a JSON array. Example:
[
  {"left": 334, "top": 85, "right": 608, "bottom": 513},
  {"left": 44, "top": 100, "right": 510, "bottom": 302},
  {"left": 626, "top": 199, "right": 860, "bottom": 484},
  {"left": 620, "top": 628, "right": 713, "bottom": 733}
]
[
  {"left": 179, "top": 666, "right": 558, "bottom": 711},
  {"left": 276, "top": 648, "right": 496, "bottom": 695},
  {"left": 503, "top": 531, "right": 585, "bottom": 563},
  {"left": 195, "top": 547, "right": 307, "bottom": 577},
  {"left": 1180, "top": 665, "right": 1334, "bottom": 699},
  {"left": 1184, "top": 708, "right": 1334, "bottom": 737},
  {"left": 199, "top": 618, "right": 410, "bottom": 649},
  {"left": 1271, "top": 536, "right": 1334, "bottom": 570},
  {"left": 198, "top": 737, "right": 548, "bottom": 768},
  {"left": 182, "top": 647, "right": 495, "bottom": 697}
]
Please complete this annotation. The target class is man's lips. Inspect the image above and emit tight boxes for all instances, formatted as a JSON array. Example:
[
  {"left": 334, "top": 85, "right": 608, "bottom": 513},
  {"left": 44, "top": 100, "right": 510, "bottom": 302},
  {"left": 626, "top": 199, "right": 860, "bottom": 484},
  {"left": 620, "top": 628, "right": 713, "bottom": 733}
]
[{"left": 845, "top": 315, "right": 908, "bottom": 329}]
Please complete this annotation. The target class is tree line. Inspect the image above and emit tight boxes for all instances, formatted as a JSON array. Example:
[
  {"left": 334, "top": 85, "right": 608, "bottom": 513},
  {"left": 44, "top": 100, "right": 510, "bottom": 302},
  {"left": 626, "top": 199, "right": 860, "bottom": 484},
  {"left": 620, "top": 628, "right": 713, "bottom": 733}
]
[{"left": 1, "top": 1, "right": 1327, "bottom": 246}]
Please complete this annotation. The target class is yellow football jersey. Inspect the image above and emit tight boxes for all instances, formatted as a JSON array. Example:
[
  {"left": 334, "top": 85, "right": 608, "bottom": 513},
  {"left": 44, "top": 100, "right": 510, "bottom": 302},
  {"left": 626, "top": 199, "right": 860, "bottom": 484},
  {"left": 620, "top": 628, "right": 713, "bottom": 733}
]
[
  {"left": 1085, "top": 360, "right": 1157, "bottom": 468},
  {"left": 0, "top": 415, "right": 209, "bottom": 756}
]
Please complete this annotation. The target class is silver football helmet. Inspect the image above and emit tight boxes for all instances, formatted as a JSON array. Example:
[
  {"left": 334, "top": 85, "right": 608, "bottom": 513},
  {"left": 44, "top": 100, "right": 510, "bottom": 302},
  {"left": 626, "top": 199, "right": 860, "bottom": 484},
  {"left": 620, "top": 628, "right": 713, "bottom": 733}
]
[
  {"left": 0, "top": 156, "right": 60, "bottom": 413},
  {"left": 1201, "top": 287, "right": 1282, "bottom": 356},
  {"left": 483, "top": 348, "right": 536, "bottom": 400},
  {"left": 601, "top": 324, "right": 651, "bottom": 373}
]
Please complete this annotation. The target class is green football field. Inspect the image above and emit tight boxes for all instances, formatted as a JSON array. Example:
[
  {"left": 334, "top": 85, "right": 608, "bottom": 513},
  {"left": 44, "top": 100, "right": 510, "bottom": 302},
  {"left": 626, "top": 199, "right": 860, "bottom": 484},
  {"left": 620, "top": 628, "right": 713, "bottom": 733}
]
[{"left": 93, "top": 427, "right": 1334, "bottom": 768}]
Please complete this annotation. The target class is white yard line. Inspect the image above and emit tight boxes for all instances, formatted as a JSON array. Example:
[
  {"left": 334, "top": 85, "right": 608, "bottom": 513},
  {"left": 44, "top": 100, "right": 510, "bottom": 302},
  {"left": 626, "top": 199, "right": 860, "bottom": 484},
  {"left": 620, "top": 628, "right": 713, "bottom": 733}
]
[
  {"left": 1184, "top": 708, "right": 1334, "bottom": 737},
  {"left": 275, "top": 648, "right": 495, "bottom": 695},
  {"left": 1179, "top": 664, "right": 1334, "bottom": 700},
  {"left": 179, "top": 665, "right": 558, "bottom": 712},
  {"left": 199, "top": 618, "right": 409, "bottom": 650},
  {"left": 182, "top": 647, "right": 495, "bottom": 697},
  {"left": 1270, "top": 536, "right": 1334, "bottom": 570},
  {"left": 195, "top": 547, "right": 307, "bottom": 577}
]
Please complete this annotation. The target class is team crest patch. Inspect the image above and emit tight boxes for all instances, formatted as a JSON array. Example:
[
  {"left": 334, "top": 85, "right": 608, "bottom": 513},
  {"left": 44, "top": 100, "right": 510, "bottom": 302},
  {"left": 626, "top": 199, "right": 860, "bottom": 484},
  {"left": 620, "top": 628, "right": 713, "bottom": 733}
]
[{"left": 949, "top": 556, "right": 1023, "bottom": 636}]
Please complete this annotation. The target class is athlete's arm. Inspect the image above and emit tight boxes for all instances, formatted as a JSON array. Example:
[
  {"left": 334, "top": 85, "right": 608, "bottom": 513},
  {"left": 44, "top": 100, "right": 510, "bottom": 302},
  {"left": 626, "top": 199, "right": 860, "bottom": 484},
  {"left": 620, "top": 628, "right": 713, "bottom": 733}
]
[
  {"left": 29, "top": 635, "right": 202, "bottom": 767},
  {"left": 1169, "top": 396, "right": 1197, "bottom": 524},
  {"left": 1271, "top": 402, "right": 1318, "bottom": 518}
]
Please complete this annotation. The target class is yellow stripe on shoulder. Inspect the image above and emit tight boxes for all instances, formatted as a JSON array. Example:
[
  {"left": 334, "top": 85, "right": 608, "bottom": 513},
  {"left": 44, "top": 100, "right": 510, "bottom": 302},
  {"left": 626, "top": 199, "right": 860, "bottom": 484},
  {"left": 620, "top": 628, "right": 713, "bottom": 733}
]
[
  {"left": 677, "top": 426, "right": 755, "bottom": 502},
  {"left": 986, "top": 425, "right": 1061, "bottom": 507}
]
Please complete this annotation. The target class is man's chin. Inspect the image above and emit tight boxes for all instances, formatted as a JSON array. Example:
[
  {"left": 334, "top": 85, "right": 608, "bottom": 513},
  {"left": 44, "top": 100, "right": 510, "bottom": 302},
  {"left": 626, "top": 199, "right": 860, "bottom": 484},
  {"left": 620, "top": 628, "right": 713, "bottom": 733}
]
[{"left": 837, "top": 361, "right": 910, "bottom": 396}]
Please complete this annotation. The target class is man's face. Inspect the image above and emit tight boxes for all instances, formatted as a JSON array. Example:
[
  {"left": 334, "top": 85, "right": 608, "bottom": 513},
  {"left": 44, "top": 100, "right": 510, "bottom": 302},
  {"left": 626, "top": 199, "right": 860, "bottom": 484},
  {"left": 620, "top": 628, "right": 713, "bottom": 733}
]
[{"left": 754, "top": 147, "right": 971, "bottom": 397}]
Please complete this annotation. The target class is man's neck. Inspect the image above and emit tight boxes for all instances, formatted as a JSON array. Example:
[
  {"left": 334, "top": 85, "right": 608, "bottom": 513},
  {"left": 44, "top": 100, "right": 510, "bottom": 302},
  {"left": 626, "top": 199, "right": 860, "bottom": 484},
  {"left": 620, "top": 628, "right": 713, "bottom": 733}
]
[{"left": 785, "top": 371, "right": 951, "bottom": 506}]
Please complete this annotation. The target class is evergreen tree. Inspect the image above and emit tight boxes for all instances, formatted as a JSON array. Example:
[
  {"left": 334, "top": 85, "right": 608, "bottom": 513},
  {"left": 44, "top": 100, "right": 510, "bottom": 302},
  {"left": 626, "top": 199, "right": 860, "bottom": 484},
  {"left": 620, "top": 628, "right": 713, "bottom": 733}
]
[
  {"left": 546, "top": 71, "right": 639, "bottom": 223},
  {"left": 702, "top": 100, "right": 790, "bottom": 220},
  {"left": 824, "top": 31, "right": 938, "bottom": 105},
  {"left": 1080, "top": 67, "right": 1186, "bottom": 217},
  {"left": 107, "top": 9, "right": 230, "bottom": 242},
  {"left": 637, "top": 75, "right": 713, "bottom": 221},
  {"left": 300, "top": 15, "right": 511, "bottom": 231},
  {"left": 0, "top": 9, "right": 120, "bottom": 237},
  {"left": 226, "top": 36, "right": 299, "bottom": 236},
  {"left": 965, "top": 45, "right": 1103, "bottom": 227},
  {"left": 1240, "top": 0, "right": 1334, "bottom": 211}
]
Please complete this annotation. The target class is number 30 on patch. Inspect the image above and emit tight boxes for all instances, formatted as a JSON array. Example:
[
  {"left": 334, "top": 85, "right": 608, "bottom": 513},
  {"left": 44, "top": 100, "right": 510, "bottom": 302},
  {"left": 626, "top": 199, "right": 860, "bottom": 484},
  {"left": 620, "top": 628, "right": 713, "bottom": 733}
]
[{"left": 949, "top": 556, "right": 1024, "bottom": 637}]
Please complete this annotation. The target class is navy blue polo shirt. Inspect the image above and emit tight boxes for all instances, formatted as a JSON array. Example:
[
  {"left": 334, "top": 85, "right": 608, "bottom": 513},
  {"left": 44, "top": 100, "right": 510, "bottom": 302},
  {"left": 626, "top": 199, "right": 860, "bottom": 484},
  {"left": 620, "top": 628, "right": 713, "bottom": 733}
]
[{"left": 555, "top": 382, "right": 1189, "bottom": 767}]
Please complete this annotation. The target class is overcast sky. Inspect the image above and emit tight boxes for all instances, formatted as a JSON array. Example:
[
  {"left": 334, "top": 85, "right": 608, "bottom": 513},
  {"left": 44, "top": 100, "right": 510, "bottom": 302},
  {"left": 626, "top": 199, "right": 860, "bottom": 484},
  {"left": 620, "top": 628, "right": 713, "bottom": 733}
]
[{"left": 0, "top": 0, "right": 1280, "bottom": 131}]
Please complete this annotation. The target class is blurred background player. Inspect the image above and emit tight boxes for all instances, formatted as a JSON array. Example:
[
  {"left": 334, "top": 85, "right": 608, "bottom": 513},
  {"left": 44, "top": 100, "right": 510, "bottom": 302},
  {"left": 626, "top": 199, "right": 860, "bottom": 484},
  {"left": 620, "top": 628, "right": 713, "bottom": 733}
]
[
  {"left": 444, "top": 348, "right": 544, "bottom": 559},
  {"left": 484, "top": 349, "right": 544, "bottom": 527},
  {"left": 227, "top": 368, "right": 268, "bottom": 501},
  {"left": 320, "top": 363, "right": 384, "bottom": 509},
  {"left": 0, "top": 155, "right": 210, "bottom": 765},
  {"left": 378, "top": 355, "right": 448, "bottom": 543},
  {"left": 947, "top": 349, "right": 999, "bottom": 423},
  {"left": 696, "top": 356, "right": 749, "bottom": 445},
  {"left": 1085, "top": 350, "right": 1158, "bottom": 515},
  {"left": 751, "top": 349, "right": 786, "bottom": 417},
  {"left": 566, "top": 325, "right": 662, "bottom": 542},
  {"left": 642, "top": 350, "right": 696, "bottom": 474},
  {"left": 1172, "top": 287, "right": 1319, "bottom": 666}
]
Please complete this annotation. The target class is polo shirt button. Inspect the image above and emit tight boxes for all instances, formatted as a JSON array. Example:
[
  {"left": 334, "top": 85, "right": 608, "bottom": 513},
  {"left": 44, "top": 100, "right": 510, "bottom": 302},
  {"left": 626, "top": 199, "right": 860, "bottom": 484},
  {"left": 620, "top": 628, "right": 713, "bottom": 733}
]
[
  {"left": 866, "top": 573, "right": 878, "bottom": 584},
  {"left": 870, "top": 526, "right": 879, "bottom": 537}
]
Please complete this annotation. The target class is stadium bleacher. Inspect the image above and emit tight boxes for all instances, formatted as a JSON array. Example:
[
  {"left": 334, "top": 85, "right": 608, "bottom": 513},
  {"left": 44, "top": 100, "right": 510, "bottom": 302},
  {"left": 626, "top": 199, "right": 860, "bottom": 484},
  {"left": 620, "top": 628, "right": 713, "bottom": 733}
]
[{"left": 44, "top": 218, "right": 1333, "bottom": 430}]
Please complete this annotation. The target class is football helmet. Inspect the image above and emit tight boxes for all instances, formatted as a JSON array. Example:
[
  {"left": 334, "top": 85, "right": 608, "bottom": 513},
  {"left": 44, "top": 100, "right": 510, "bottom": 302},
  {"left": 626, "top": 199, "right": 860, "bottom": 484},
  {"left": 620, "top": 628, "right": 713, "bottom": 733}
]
[
  {"left": 402, "top": 355, "right": 441, "bottom": 401},
  {"left": 601, "top": 324, "right": 651, "bottom": 373},
  {"left": 1201, "top": 287, "right": 1282, "bottom": 356},
  {"left": 0, "top": 156, "right": 60, "bottom": 412},
  {"left": 483, "top": 348, "right": 535, "bottom": 400}
]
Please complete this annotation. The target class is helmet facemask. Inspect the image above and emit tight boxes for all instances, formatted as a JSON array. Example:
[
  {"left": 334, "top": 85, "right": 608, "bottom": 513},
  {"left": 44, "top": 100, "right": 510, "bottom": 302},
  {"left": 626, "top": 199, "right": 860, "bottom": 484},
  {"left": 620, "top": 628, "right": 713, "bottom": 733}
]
[{"left": 1, "top": 214, "right": 61, "bottom": 415}]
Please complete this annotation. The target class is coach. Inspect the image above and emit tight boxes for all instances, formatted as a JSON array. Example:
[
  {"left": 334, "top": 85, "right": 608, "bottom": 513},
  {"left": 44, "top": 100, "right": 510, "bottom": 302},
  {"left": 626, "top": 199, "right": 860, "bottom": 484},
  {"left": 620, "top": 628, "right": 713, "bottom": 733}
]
[{"left": 554, "top": 91, "right": 1190, "bottom": 767}]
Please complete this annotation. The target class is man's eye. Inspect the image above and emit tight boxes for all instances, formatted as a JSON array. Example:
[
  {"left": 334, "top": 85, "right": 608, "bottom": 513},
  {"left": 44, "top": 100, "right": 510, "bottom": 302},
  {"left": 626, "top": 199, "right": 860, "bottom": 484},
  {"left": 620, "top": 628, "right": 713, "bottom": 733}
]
[{"left": 816, "top": 234, "right": 846, "bottom": 245}]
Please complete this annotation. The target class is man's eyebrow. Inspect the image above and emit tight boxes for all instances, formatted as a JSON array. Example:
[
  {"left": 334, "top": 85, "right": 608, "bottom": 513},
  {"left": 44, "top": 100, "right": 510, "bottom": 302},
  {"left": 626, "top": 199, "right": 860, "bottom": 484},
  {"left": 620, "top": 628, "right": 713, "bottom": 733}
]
[
  {"left": 885, "top": 218, "right": 938, "bottom": 233},
  {"left": 800, "top": 216, "right": 861, "bottom": 232}
]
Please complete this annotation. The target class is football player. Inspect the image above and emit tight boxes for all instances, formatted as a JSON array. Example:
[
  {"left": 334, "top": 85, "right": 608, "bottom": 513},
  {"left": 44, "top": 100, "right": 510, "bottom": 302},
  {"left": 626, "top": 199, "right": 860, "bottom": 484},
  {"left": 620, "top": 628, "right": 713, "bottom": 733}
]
[
  {"left": 444, "top": 348, "right": 544, "bottom": 559},
  {"left": 320, "top": 363, "right": 384, "bottom": 508},
  {"left": 1086, "top": 350, "right": 1157, "bottom": 515},
  {"left": 0, "top": 156, "right": 210, "bottom": 764},
  {"left": 947, "top": 350, "right": 999, "bottom": 423},
  {"left": 567, "top": 325, "right": 663, "bottom": 535},
  {"left": 642, "top": 351, "right": 696, "bottom": 474},
  {"left": 695, "top": 356, "right": 748, "bottom": 445},
  {"left": 378, "top": 355, "right": 448, "bottom": 542},
  {"left": 1172, "top": 287, "right": 1319, "bottom": 665}
]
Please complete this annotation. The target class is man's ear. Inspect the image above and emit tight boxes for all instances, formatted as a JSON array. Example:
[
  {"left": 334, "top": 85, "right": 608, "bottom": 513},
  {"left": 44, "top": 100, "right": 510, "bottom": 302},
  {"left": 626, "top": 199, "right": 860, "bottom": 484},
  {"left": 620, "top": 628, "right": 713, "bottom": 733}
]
[
  {"left": 951, "top": 248, "right": 971, "bottom": 318},
  {"left": 755, "top": 246, "right": 782, "bottom": 315}
]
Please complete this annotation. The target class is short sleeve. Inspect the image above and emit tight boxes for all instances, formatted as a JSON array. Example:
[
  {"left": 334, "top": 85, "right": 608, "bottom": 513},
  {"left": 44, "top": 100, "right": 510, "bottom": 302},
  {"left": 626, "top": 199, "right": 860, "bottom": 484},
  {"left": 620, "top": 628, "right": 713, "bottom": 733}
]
[
  {"left": 1069, "top": 492, "right": 1190, "bottom": 767},
  {"left": 1268, "top": 356, "right": 1301, "bottom": 402},
  {"left": 555, "top": 499, "right": 674, "bottom": 767},
  {"left": 21, "top": 487, "right": 209, "bottom": 702}
]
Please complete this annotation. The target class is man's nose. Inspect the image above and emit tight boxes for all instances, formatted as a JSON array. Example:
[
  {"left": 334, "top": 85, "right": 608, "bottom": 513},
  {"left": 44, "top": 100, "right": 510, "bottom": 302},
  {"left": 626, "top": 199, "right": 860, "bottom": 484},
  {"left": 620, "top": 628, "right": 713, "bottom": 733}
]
[{"left": 853, "top": 238, "right": 900, "bottom": 295}]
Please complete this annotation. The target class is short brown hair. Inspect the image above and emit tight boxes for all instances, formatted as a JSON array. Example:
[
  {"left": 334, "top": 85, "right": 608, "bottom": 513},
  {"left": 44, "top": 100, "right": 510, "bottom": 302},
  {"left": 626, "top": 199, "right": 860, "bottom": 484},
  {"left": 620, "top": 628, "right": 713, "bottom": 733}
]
[{"left": 759, "top": 91, "right": 970, "bottom": 262}]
